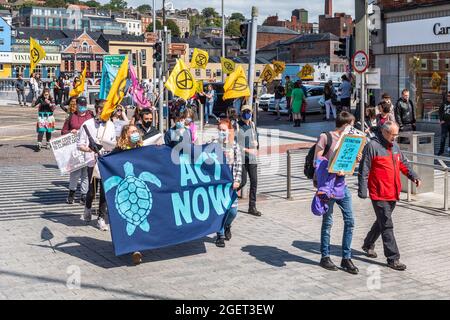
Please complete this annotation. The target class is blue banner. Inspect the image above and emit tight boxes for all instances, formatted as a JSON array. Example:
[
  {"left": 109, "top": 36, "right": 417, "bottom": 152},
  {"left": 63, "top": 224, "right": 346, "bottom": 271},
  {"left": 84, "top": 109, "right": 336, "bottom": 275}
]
[
  {"left": 98, "top": 144, "right": 236, "bottom": 256},
  {"left": 99, "top": 55, "right": 127, "bottom": 100}
]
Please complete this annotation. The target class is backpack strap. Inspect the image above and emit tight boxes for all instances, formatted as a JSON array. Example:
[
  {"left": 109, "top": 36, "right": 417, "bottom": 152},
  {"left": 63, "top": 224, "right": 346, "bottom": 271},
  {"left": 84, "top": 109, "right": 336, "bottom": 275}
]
[{"left": 323, "top": 131, "right": 333, "bottom": 156}]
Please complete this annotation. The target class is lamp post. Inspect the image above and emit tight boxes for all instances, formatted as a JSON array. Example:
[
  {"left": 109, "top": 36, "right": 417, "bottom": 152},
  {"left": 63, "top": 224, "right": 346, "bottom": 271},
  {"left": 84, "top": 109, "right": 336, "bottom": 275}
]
[
  {"left": 72, "top": 39, "right": 80, "bottom": 78},
  {"left": 221, "top": 0, "right": 225, "bottom": 82}
]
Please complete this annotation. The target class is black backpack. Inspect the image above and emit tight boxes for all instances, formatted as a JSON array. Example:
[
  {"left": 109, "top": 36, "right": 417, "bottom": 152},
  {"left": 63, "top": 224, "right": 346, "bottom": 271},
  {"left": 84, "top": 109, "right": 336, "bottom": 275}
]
[{"left": 304, "top": 132, "right": 332, "bottom": 179}]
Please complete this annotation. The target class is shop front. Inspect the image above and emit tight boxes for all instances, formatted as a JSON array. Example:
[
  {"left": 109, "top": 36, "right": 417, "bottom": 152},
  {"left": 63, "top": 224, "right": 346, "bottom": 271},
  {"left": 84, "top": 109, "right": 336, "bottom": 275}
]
[
  {"left": 11, "top": 52, "right": 61, "bottom": 79},
  {"left": 60, "top": 53, "right": 105, "bottom": 85}
]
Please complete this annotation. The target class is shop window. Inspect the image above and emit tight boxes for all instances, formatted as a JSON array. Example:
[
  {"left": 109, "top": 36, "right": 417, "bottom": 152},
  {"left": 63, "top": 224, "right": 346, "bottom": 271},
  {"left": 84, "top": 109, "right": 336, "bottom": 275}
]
[
  {"left": 70, "top": 61, "right": 75, "bottom": 71},
  {"left": 421, "top": 59, "right": 427, "bottom": 70},
  {"left": 206, "top": 69, "right": 211, "bottom": 77},
  {"left": 65, "top": 60, "right": 70, "bottom": 71},
  {"left": 216, "top": 69, "right": 221, "bottom": 77},
  {"left": 96, "top": 61, "right": 102, "bottom": 71}
]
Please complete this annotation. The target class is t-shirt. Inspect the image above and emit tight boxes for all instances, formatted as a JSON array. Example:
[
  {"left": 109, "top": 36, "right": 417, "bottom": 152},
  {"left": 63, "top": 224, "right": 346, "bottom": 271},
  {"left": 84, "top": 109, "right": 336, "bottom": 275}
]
[
  {"left": 314, "top": 131, "right": 341, "bottom": 161},
  {"left": 285, "top": 81, "right": 294, "bottom": 97}
]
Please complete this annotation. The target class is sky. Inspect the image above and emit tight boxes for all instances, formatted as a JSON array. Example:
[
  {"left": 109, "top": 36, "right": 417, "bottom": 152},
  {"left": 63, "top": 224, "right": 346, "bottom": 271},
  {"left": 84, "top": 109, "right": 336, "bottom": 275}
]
[{"left": 99, "top": 0, "right": 355, "bottom": 23}]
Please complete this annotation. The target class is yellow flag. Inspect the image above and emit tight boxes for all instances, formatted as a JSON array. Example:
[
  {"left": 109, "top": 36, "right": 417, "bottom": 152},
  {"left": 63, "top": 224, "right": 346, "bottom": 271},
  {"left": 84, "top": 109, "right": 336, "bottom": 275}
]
[
  {"left": 165, "top": 59, "right": 196, "bottom": 101},
  {"left": 259, "top": 64, "right": 276, "bottom": 83},
  {"left": 223, "top": 65, "right": 250, "bottom": 100},
  {"left": 272, "top": 60, "right": 286, "bottom": 75},
  {"left": 298, "top": 64, "right": 314, "bottom": 80},
  {"left": 29, "top": 37, "right": 46, "bottom": 74},
  {"left": 101, "top": 56, "right": 129, "bottom": 122},
  {"left": 221, "top": 57, "right": 235, "bottom": 75},
  {"left": 69, "top": 66, "right": 87, "bottom": 97},
  {"left": 196, "top": 80, "right": 204, "bottom": 94},
  {"left": 191, "top": 48, "right": 209, "bottom": 69}
]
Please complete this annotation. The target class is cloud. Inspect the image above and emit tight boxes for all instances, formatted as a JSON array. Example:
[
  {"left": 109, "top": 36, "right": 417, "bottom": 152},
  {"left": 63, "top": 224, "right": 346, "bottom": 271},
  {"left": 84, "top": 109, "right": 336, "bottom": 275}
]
[{"left": 99, "top": 0, "right": 355, "bottom": 23}]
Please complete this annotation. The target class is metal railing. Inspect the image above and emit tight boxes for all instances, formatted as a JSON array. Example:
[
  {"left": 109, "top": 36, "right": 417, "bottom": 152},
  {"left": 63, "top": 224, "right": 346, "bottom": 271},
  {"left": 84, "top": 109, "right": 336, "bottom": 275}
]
[{"left": 286, "top": 148, "right": 450, "bottom": 211}]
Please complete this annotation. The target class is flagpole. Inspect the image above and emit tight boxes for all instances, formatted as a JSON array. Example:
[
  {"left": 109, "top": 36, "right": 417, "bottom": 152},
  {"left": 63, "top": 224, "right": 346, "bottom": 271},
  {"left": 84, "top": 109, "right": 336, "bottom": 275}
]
[{"left": 221, "top": 0, "right": 225, "bottom": 82}]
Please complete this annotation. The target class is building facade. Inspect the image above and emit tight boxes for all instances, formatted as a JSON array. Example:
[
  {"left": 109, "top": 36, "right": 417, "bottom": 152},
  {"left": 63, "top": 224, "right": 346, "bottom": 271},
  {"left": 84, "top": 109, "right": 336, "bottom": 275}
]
[
  {"left": 319, "top": 12, "right": 353, "bottom": 38},
  {"left": 14, "top": 6, "right": 89, "bottom": 30},
  {"left": 257, "top": 26, "right": 299, "bottom": 50},
  {"left": 114, "top": 17, "right": 142, "bottom": 36},
  {"left": 372, "top": 0, "right": 450, "bottom": 127}
]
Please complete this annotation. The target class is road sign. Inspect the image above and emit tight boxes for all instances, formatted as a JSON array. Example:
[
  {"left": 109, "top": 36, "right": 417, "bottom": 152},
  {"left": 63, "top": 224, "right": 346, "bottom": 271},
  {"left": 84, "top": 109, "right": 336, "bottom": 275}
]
[{"left": 352, "top": 50, "right": 369, "bottom": 74}]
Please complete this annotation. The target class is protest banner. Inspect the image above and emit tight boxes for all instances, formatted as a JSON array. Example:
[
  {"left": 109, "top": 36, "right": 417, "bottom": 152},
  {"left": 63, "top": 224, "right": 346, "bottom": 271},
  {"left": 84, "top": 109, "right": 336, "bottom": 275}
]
[
  {"left": 329, "top": 135, "right": 366, "bottom": 175},
  {"left": 50, "top": 133, "right": 89, "bottom": 175},
  {"left": 98, "top": 144, "right": 236, "bottom": 256},
  {"left": 99, "top": 55, "right": 127, "bottom": 100}
]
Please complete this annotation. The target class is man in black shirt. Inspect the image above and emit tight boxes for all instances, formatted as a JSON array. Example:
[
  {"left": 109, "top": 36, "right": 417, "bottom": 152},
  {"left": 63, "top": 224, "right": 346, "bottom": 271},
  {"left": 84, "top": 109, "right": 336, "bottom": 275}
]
[
  {"left": 136, "top": 109, "right": 160, "bottom": 141},
  {"left": 274, "top": 85, "right": 285, "bottom": 120},
  {"left": 438, "top": 91, "right": 450, "bottom": 156}
]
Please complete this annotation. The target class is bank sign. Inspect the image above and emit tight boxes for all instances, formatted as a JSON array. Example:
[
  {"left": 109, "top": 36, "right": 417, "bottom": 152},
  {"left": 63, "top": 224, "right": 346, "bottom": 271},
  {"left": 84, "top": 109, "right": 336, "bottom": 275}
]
[
  {"left": 387, "top": 16, "right": 450, "bottom": 47},
  {"left": 12, "top": 53, "right": 61, "bottom": 65}
]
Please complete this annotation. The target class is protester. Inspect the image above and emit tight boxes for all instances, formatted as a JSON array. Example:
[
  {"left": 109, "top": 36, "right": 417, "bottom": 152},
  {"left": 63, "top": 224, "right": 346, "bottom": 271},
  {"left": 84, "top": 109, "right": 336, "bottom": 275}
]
[
  {"left": 376, "top": 101, "right": 393, "bottom": 128},
  {"left": 183, "top": 108, "right": 197, "bottom": 144},
  {"left": 111, "top": 106, "right": 130, "bottom": 138},
  {"left": 78, "top": 99, "right": 117, "bottom": 231},
  {"left": 237, "top": 105, "right": 261, "bottom": 216},
  {"left": 63, "top": 75, "right": 71, "bottom": 102},
  {"left": 314, "top": 111, "right": 360, "bottom": 274},
  {"left": 376, "top": 93, "right": 395, "bottom": 122},
  {"left": 285, "top": 76, "right": 294, "bottom": 121},
  {"left": 438, "top": 91, "right": 450, "bottom": 155},
  {"left": 233, "top": 97, "right": 242, "bottom": 116},
  {"left": 203, "top": 84, "right": 216, "bottom": 124},
  {"left": 136, "top": 109, "right": 161, "bottom": 142},
  {"left": 324, "top": 80, "right": 337, "bottom": 121},
  {"left": 358, "top": 121, "right": 421, "bottom": 271},
  {"left": 61, "top": 96, "right": 94, "bottom": 205},
  {"left": 54, "top": 75, "right": 64, "bottom": 106},
  {"left": 227, "top": 107, "right": 240, "bottom": 137},
  {"left": 260, "top": 81, "right": 268, "bottom": 96},
  {"left": 29, "top": 72, "right": 39, "bottom": 106},
  {"left": 274, "top": 84, "right": 285, "bottom": 120},
  {"left": 356, "top": 106, "right": 377, "bottom": 139},
  {"left": 213, "top": 119, "right": 242, "bottom": 248},
  {"left": 339, "top": 74, "right": 352, "bottom": 112},
  {"left": 34, "top": 88, "right": 56, "bottom": 151},
  {"left": 291, "top": 81, "right": 305, "bottom": 127},
  {"left": 395, "top": 89, "right": 416, "bottom": 131},
  {"left": 164, "top": 111, "right": 192, "bottom": 148},
  {"left": 15, "top": 74, "right": 26, "bottom": 107}
]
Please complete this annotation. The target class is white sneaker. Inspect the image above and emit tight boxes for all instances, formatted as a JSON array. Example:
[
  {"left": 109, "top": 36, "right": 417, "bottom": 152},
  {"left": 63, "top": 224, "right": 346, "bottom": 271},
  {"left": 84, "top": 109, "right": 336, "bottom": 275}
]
[
  {"left": 97, "top": 217, "right": 109, "bottom": 231},
  {"left": 83, "top": 208, "right": 92, "bottom": 222}
]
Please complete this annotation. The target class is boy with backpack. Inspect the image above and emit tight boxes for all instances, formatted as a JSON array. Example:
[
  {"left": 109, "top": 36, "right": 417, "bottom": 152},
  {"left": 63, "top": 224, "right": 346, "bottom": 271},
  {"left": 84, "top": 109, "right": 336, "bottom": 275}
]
[{"left": 309, "top": 111, "right": 361, "bottom": 275}]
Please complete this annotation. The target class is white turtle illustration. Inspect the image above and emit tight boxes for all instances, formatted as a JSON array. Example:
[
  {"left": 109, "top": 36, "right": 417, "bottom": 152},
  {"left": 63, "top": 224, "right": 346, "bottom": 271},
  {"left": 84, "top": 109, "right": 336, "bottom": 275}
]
[{"left": 104, "top": 162, "right": 161, "bottom": 236}]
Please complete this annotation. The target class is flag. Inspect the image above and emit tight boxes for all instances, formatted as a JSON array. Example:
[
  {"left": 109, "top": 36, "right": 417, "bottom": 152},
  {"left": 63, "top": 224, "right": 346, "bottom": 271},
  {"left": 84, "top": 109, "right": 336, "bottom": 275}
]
[
  {"left": 129, "top": 62, "right": 150, "bottom": 108},
  {"left": 223, "top": 65, "right": 250, "bottom": 100},
  {"left": 29, "top": 37, "right": 46, "bottom": 74},
  {"left": 69, "top": 66, "right": 87, "bottom": 97},
  {"left": 272, "top": 60, "right": 286, "bottom": 75},
  {"left": 165, "top": 59, "right": 196, "bottom": 101},
  {"left": 221, "top": 57, "right": 235, "bottom": 74},
  {"left": 100, "top": 55, "right": 129, "bottom": 122},
  {"left": 298, "top": 64, "right": 315, "bottom": 80},
  {"left": 190, "top": 48, "right": 209, "bottom": 69},
  {"left": 259, "top": 64, "right": 276, "bottom": 83},
  {"left": 196, "top": 80, "right": 204, "bottom": 94}
]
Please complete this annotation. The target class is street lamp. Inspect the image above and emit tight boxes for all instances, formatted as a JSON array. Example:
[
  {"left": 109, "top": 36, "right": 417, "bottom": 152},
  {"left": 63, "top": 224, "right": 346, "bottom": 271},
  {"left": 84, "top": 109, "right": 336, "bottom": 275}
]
[{"left": 72, "top": 39, "right": 80, "bottom": 77}]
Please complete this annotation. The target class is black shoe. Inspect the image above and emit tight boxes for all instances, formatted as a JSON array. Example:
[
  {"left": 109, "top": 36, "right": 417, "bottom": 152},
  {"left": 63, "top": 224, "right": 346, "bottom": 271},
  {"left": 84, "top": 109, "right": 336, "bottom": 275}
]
[
  {"left": 248, "top": 207, "right": 262, "bottom": 216},
  {"left": 319, "top": 257, "right": 338, "bottom": 271},
  {"left": 224, "top": 225, "right": 232, "bottom": 240},
  {"left": 341, "top": 259, "right": 359, "bottom": 275},
  {"left": 362, "top": 246, "right": 378, "bottom": 258},
  {"left": 387, "top": 259, "right": 407, "bottom": 271},
  {"left": 66, "top": 190, "right": 75, "bottom": 204},
  {"left": 215, "top": 236, "right": 225, "bottom": 248},
  {"left": 35, "top": 142, "right": 42, "bottom": 152},
  {"left": 80, "top": 194, "right": 87, "bottom": 205}
]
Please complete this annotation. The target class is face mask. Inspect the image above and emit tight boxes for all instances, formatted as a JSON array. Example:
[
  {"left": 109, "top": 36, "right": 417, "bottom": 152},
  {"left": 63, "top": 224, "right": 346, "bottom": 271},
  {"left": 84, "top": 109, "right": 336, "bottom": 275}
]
[
  {"left": 218, "top": 131, "right": 229, "bottom": 141},
  {"left": 185, "top": 118, "right": 192, "bottom": 124},
  {"left": 242, "top": 112, "right": 252, "bottom": 120},
  {"left": 143, "top": 120, "right": 152, "bottom": 128},
  {"left": 78, "top": 106, "right": 87, "bottom": 113},
  {"left": 130, "top": 132, "right": 140, "bottom": 144},
  {"left": 176, "top": 122, "right": 184, "bottom": 129}
]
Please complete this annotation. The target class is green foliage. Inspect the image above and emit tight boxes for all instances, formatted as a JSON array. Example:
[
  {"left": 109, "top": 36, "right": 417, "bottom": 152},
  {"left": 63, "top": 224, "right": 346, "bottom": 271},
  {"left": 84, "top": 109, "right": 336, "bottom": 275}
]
[
  {"left": 146, "top": 19, "right": 162, "bottom": 32},
  {"left": 226, "top": 20, "right": 241, "bottom": 37},
  {"left": 166, "top": 19, "right": 180, "bottom": 37},
  {"left": 201, "top": 7, "right": 218, "bottom": 18},
  {"left": 230, "top": 12, "right": 245, "bottom": 21},
  {"left": 102, "top": 0, "right": 128, "bottom": 11},
  {"left": 136, "top": 4, "right": 151, "bottom": 13}
]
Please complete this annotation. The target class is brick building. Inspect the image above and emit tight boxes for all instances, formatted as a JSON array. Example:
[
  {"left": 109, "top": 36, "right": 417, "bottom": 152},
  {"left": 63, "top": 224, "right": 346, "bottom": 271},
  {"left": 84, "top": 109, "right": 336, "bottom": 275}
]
[
  {"left": 319, "top": 12, "right": 353, "bottom": 38},
  {"left": 256, "top": 25, "right": 299, "bottom": 50},
  {"left": 263, "top": 11, "right": 314, "bottom": 34}
]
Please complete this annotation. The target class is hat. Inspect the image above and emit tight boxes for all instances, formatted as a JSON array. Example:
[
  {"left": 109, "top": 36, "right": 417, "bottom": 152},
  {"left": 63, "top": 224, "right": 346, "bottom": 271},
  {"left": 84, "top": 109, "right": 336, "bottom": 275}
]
[
  {"left": 241, "top": 105, "right": 252, "bottom": 112},
  {"left": 76, "top": 96, "right": 87, "bottom": 107}
]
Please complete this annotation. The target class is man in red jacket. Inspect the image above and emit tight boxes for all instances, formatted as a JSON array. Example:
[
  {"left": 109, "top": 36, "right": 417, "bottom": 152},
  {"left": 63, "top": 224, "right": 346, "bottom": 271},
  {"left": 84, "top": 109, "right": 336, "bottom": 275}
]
[{"left": 358, "top": 121, "right": 421, "bottom": 271}]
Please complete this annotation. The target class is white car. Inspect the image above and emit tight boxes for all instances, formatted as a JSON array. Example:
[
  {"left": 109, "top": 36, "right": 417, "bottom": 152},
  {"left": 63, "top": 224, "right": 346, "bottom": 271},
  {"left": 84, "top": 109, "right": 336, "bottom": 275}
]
[
  {"left": 259, "top": 93, "right": 274, "bottom": 111},
  {"left": 268, "top": 85, "right": 325, "bottom": 114}
]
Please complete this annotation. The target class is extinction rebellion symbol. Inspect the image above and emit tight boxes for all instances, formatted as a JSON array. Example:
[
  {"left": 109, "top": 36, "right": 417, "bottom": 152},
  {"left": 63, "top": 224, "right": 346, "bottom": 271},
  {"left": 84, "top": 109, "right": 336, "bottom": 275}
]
[
  {"left": 176, "top": 70, "right": 194, "bottom": 90},
  {"left": 31, "top": 48, "right": 41, "bottom": 64},
  {"left": 232, "top": 76, "right": 248, "bottom": 92},
  {"left": 195, "top": 54, "right": 207, "bottom": 67}
]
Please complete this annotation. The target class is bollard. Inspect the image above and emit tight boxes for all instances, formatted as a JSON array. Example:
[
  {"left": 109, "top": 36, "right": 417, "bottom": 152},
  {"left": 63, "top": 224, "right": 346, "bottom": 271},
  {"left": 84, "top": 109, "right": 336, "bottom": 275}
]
[{"left": 287, "top": 150, "right": 292, "bottom": 200}]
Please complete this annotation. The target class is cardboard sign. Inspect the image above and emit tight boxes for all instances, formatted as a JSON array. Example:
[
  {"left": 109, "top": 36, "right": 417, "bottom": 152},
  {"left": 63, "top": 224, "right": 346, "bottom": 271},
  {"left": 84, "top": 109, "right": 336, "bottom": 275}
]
[
  {"left": 329, "top": 134, "right": 366, "bottom": 175},
  {"left": 50, "top": 133, "right": 89, "bottom": 175}
]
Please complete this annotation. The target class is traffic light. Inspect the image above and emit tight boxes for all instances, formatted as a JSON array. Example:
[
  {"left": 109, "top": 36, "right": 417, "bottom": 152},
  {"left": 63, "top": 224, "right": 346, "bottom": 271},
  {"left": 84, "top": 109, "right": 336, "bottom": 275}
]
[
  {"left": 334, "top": 37, "right": 350, "bottom": 59},
  {"left": 239, "top": 22, "right": 250, "bottom": 51},
  {"left": 153, "top": 41, "right": 162, "bottom": 62}
]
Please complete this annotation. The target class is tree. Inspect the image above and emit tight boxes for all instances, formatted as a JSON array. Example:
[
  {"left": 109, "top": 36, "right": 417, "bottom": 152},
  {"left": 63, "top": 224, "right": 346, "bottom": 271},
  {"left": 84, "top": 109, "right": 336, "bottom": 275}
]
[
  {"left": 230, "top": 12, "right": 245, "bottom": 21},
  {"left": 166, "top": 19, "right": 181, "bottom": 37},
  {"left": 102, "top": 0, "right": 128, "bottom": 11},
  {"left": 136, "top": 4, "right": 151, "bottom": 13},
  {"left": 225, "top": 20, "right": 241, "bottom": 37},
  {"left": 83, "top": 0, "right": 101, "bottom": 8},
  {"left": 146, "top": 19, "right": 162, "bottom": 32},
  {"left": 202, "top": 7, "right": 218, "bottom": 19},
  {"left": 44, "top": 0, "right": 67, "bottom": 7}
]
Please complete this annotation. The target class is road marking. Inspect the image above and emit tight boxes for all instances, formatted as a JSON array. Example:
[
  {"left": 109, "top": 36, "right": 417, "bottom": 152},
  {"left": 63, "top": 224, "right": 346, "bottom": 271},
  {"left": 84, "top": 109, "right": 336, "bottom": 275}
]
[
  {"left": 0, "top": 121, "right": 37, "bottom": 129},
  {"left": 0, "top": 134, "right": 36, "bottom": 141}
]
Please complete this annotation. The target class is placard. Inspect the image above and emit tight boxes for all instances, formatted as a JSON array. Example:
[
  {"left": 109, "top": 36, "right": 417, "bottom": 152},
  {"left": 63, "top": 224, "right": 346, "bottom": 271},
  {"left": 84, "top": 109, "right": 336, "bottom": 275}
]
[
  {"left": 50, "top": 133, "right": 89, "bottom": 175},
  {"left": 329, "top": 134, "right": 366, "bottom": 175}
]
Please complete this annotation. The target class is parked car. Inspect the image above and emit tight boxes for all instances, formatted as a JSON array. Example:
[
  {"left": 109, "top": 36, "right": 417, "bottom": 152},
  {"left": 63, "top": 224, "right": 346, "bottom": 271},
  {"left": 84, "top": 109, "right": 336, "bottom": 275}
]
[
  {"left": 198, "top": 82, "right": 234, "bottom": 117},
  {"left": 268, "top": 85, "right": 325, "bottom": 114},
  {"left": 259, "top": 93, "right": 274, "bottom": 111}
]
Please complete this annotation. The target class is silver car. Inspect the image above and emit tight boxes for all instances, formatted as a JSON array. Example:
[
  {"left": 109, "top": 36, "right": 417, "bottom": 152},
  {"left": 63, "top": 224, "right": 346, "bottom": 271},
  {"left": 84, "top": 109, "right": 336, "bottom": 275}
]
[{"left": 268, "top": 85, "right": 325, "bottom": 114}]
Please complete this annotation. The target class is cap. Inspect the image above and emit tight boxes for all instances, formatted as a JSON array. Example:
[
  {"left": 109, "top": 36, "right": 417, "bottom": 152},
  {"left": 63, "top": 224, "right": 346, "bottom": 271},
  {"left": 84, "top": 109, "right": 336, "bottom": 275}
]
[
  {"left": 76, "top": 96, "right": 87, "bottom": 107},
  {"left": 241, "top": 105, "right": 252, "bottom": 112}
]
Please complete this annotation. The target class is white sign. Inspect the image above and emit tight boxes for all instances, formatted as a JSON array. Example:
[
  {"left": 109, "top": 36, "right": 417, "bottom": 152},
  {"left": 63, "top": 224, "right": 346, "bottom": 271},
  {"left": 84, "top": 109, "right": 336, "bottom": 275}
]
[
  {"left": 352, "top": 51, "right": 369, "bottom": 74},
  {"left": 356, "top": 68, "right": 381, "bottom": 89},
  {"left": 50, "top": 133, "right": 89, "bottom": 175},
  {"left": 0, "top": 52, "right": 12, "bottom": 63},
  {"left": 12, "top": 53, "right": 61, "bottom": 65},
  {"left": 387, "top": 16, "right": 450, "bottom": 47}
]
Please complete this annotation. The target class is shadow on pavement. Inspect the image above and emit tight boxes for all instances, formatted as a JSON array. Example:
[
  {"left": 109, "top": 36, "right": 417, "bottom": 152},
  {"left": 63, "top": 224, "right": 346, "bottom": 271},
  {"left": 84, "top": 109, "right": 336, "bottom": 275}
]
[
  {"left": 43, "top": 164, "right": 59, "bottom": 169},
  {"left": 42, "top": 212, "right": 92, "bottom": 228},
  {"left": 29, "top": 189, "right": 69, "bottom": 205},
  {"left": 14, "top": 144, "right": 37, "bottom": 151},
  {"left": 241, "top": 245, "right": 317, "bottom": 268}
]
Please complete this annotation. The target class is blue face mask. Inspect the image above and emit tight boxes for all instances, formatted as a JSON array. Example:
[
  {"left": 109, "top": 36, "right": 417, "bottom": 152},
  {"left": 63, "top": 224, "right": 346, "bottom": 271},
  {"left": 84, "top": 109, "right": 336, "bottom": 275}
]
[
  {"left": 130, "top": 132, "right": 140, "bottom": 144},
  {"left": 78, "top": 106, "right": 87, "bottom": 113},
  {"left": 176, "top": 122, "right": 184, "bottom": 129},
  {"left": 185, "top": 118, "right": 192, "bottom": 124},
  {"left": 242, "top": 112, "right": 252, "bottom": 120},
  {"left": 218, "top": 131, "right": 229, "bottom": 141}
]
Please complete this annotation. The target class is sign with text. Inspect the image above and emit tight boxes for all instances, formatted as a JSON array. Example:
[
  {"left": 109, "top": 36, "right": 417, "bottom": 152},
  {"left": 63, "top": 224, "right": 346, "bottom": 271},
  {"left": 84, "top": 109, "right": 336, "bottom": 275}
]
[
  {"left": 352, "top": 51, "right": 369, "bottom": 74},
  {"left": 329, "top": 135, "right": 366, "bottom": 175},
  {"left": 50, "top": 133, "right": 89, "bottom": 175}
]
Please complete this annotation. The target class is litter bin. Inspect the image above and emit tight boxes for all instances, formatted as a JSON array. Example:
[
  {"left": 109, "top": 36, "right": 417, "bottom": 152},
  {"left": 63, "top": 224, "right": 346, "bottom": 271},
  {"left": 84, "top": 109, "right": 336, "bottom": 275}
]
[{"left": 397, "top": 131, "right": 435, "bottom": 194}]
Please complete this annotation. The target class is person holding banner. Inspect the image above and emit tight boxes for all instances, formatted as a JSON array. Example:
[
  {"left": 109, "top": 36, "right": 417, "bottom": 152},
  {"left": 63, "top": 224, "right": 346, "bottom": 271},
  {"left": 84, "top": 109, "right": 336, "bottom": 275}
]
[
  {"left": 213, "top": 119, "right": 242, "bottom": 248},
  {"left": 78, "top": 100, "right": 117, "bottom": 231},
  {"left": 34, "top": 88, "right": 56, "bottom": 151},
  {"left": 61, "top": 96, "right": 94, "bottom": 205},
  {"left": 111, "top": 106, "right": 130, "bottom": 138}
]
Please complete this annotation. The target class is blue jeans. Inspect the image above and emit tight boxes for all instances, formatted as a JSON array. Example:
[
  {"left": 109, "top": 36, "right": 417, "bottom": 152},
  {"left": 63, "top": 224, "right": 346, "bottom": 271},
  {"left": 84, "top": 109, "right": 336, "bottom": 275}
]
[
  {"left": 217, "top": 206, "right": 238, "bottom": 236},
  {"left": 320, "top": 186, "right": 355, "bottom": 259},
  {"left": 205, "top": 102, "right": 213, "bottom": 123}
]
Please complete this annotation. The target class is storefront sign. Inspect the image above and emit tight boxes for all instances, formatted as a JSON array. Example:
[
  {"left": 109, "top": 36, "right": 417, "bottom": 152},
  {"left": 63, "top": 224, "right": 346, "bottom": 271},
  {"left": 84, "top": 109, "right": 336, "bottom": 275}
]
[
  {"left": 61, "top": 53, "right": 104, "bottom": 61},
  {"left": 12, "top": 53, "right": 61, "bottom": 65},
  {"left": 387, "top": 16, "right": 450, "bottom": 47}
]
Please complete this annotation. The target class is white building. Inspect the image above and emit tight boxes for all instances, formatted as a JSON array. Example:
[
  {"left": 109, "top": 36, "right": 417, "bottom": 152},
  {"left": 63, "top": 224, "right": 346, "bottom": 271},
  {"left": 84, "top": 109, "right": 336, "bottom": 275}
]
[{"left": 115, "top": 17, "right": 142, "bottom": 36}]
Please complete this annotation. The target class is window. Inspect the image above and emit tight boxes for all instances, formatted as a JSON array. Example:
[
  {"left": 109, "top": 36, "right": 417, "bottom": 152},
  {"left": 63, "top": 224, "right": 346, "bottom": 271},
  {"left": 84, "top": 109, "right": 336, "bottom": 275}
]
[
  {"left": 195, "top": 69, "right": 201, "bottom": 77},
  {"left": 47, "top": 67, "right": 56, "bottom": 78},
  {"left": 256, "top": 70, "right": 261, "bottom": 77},
  {"left": 0, "top": 64, "right": 3, "bottom": 72},
  {"left": 0, "top": 39, "right": 3, "bottom": 45},
  {"left": 81, "top": 61, "right": 85, "bottom": 70},
  {"left": 96, "top": 61, "right": 102, "bottom": 71},
  {"left": 421, "top": 59, "right": 427, "bottom": 70},
  {"left": 0, "top": 27, "right": 4, "bottom": 32},
  {"left": 82, "top": 42, "right": 89, "bottom": 53},
  {"left": 206, "top": 69, "right": 211, "bottom": 77},
  {"left": 70, "top": 61, "right": 75, "bottom": 71},
  {"left": 446, "top": 59, "right": 450, "bottom": 70},
  {"left": 216, "top": 69, "right": 221, "bottom": 77},
  {"left": 65, "top": 60, "right": 70, "bottom": 71},
  {"left": 433, "top": 59, "right": 439, "bottom": 71}
]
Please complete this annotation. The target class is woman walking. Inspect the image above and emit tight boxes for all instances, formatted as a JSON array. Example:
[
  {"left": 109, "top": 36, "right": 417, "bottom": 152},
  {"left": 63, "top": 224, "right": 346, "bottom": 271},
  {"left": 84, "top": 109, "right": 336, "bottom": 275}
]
[
  {"left": 290, "top": 82, "right": 305, "bottom": 127},
  {"left": 34, "top": 88, "right": 56, "bottom": 151}
]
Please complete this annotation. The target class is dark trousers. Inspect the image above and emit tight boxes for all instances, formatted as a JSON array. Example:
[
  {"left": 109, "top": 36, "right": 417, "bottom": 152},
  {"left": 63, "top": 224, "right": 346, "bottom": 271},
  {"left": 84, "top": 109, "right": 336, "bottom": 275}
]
[
  {"left": 54, "top": 89, "right": 62, "bottom": 105},
  {"left": 400, "top": 123, "right": 416, "bottom": 132},
  {"left": 363, "top": 200, "right": 400, "bottom": 262},
  {"left": 286, "top": 97, "right": 292, "bottom": 120},
  {"left": 340, "top": 97, "right": 351, "bottom": 112},
  {"left": 86, "top": 166, "right": 107, "bottom": 219},
  {"left": 301, "top": 111, "right": 306, "bottom": 122},
  {"left": 439, "top": 122, "right": 450, "bottom": 154},
  {"left": 239, "top": 162, "right": 258, "bottom": 208},
  {"left": 37, "top": 131, "right": 52, "bottom": 143}
]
